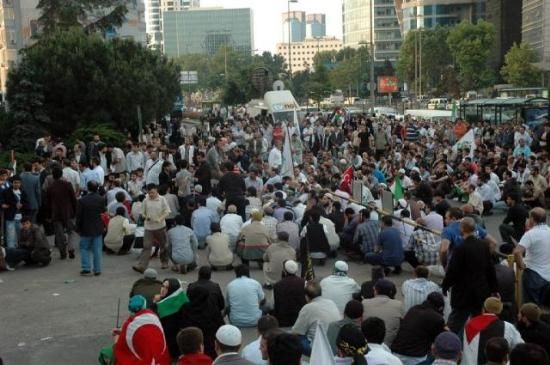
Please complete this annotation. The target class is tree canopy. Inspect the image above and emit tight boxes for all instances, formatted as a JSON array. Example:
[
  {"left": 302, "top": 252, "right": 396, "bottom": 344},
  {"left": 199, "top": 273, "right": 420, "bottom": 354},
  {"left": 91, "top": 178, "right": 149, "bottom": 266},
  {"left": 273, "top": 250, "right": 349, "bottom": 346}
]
[
  {"left": 500, "top": 42, "right": 542, "bottom": 87},
  {"left": 6, "top": 28, "right": 181, "bottom": 144}
]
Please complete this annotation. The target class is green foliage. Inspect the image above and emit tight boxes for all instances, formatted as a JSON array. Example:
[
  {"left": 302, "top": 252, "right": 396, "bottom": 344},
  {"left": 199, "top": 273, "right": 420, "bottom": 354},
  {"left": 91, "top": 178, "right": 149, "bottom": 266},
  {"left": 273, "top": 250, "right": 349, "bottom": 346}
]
[
  {"left": 37, "top": 0, "right": 128, "bottom": 36},
  {"left": 0, "top": 151, "right": 37, "bottom": 171},
  {"left": 68, "top": 124, "right": 127, "bottom": 147},
  {"left": 6, "top": 28, "right": 181, "bottom": 140},
  {"left": 397, "top": 26, "right": 453, "bottom": 94},
  {"left": 447, "top": 20, "right": 496, "bottom": 91},
  {"left": 500, "top": 42, "right": 542, "bottom": 87}
]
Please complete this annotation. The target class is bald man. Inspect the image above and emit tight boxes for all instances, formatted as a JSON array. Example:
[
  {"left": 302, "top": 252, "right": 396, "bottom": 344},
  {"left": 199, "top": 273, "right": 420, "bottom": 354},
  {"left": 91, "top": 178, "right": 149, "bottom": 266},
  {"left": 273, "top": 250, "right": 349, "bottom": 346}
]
[
  {"left": 514, "top": 207, "right": 550, "bottom": 305},
  {"left": 442, "top": 217, "right": 499, "bottom": 334}
]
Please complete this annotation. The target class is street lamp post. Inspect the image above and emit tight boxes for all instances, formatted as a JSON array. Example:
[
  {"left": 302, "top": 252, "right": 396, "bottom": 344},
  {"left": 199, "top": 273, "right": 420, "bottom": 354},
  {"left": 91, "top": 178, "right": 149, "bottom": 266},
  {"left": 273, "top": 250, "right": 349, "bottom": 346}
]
[{"left": 288, "top": 0, "right": 298, "bottom": 78}]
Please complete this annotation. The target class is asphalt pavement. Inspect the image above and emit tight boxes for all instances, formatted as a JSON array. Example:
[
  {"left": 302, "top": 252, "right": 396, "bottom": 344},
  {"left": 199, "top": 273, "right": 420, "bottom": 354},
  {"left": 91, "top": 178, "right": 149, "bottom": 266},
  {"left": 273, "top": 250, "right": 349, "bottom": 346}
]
[{"left": 0, "top": 212, "right": 506, "bottom": 365}]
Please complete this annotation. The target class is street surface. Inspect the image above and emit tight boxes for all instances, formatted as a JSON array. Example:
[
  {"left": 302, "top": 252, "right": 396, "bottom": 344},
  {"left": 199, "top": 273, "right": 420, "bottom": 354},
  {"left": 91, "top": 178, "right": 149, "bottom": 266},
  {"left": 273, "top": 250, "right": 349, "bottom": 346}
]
[{"left": 0, "top": 212, "right": 505, "bottom": 365}]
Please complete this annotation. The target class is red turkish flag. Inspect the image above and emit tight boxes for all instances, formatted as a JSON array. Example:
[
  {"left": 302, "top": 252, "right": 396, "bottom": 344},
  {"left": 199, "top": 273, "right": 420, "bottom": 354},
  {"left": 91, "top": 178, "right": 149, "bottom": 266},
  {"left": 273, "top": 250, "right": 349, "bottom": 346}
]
[{"left": 340, "top": 166, "right": 354, "bottom": 194}]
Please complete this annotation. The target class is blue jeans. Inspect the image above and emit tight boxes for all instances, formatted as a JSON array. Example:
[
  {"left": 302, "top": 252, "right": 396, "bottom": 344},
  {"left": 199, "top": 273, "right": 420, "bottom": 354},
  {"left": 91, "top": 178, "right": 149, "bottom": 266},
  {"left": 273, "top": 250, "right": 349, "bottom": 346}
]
[
  {"left": 5, "top": 220, "right": 21, "bottom": 249},
  {"left": 523, "top": 268, "right": 550, "bottom": 305},
  {"left": 79, "top": 235, "right": 103, "bottom": 273},
  {"left": 298, "top": 335, "right": 312, "bottom": 357}
]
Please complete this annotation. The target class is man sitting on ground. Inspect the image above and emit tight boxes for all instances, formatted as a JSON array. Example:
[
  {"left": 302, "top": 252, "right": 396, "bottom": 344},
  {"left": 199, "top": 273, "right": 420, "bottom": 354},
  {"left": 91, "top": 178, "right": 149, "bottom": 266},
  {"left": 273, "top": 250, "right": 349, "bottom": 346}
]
[{"left": 176, "top": 327, "right": 213, "bottom": 365}]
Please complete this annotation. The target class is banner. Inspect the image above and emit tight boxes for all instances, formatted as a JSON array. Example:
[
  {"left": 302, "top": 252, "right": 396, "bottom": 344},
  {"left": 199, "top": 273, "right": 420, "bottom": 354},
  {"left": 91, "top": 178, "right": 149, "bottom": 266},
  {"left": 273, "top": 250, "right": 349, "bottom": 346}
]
[
  {"left": 452, "top": 129, "right": 475, "bottom": 158},
  {"left": 309, "top": 322, "right": 336, "bottom": 365},
  {"left": 378, "top": 76, "right": 399, "bottom": 93},
  {"left": 281, "top": 125, "right": 295, "bottom": 179}
]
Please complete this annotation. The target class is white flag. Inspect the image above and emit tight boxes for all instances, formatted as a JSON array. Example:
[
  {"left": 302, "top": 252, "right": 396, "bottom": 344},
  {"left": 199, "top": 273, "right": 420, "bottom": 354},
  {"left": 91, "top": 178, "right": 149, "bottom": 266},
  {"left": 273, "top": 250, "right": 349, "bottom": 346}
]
[
  {"left": 281, "top": 124, "right": 295, "bottom": 179},
  {"left": 309, "top": 322, "right": 336, "bottom": 365},
  {"left": 452, "top": 129, "right": 475, "bottom": 159}
]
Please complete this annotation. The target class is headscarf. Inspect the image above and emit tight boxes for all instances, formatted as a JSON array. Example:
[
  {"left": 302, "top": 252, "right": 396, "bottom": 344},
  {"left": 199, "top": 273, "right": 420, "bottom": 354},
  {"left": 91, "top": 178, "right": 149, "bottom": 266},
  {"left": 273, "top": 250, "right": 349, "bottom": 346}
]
[
  {"left": 128, "top": 295, "right": 148, "bottom": 314},
  {"left": 163, "top": 278, "right": 181, "bottom": 298},
  {"left": 336, "top": 324, "right": 368, "bottom": 365}
]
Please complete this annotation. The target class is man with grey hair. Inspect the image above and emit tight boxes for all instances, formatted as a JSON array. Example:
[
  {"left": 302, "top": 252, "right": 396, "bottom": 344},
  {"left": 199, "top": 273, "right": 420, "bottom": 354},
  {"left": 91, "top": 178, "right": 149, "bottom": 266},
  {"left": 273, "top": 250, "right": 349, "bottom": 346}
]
[
  {"left": 262, "top": 231, "right": 296, "bottom": 289},
  {"left": 442, "top": 216, "right": 499, "bottom": 334}
]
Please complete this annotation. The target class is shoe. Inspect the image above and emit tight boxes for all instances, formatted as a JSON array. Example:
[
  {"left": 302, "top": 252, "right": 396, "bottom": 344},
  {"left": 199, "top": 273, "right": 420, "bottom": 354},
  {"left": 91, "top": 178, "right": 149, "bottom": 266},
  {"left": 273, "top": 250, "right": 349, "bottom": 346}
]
[
  {"left": 171, "top": 265, "right": 180, "bottom": 273},
  {"left": 80, "top": 270, "right": 92, "bottom": 276},
  {"left": 94, "top": 272, "right": 101, "bottom": 276},
  {"left": 132, "top": 266, "right": 145, "bottom": 274},
  {"left": 263, "top": 283, "right": 273, "bottom": 290},
  {"left": 68, "top": 251, "right": 75, "bottom": 259}
]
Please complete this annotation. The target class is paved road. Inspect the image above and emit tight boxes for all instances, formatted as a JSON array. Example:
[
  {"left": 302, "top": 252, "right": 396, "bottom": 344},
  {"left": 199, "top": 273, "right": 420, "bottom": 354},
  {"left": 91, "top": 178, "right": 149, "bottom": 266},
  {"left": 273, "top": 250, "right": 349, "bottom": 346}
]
[{"left": 0, "top": 212, "right": 505, "bottom": 365}]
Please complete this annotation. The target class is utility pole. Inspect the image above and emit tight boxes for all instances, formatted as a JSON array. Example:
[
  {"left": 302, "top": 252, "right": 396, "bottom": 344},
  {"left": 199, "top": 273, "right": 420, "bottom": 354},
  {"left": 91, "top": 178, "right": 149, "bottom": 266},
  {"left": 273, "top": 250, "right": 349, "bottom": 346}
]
[{"left": 369, "top": 0, "right": 375, "bottom": 114}]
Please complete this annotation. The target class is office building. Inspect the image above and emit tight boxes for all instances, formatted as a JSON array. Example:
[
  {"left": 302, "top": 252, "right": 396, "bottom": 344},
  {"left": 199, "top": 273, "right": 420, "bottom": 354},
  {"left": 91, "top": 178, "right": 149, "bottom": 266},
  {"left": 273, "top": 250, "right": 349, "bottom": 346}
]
[
  {"left": 306, "top": 13, "right": 326, "bottom": 38},
  {"left": 144, "top": 0, "right": 199, "bottom": 49},
  {"left": 105, "top": 0, "right": 147, "bottom": 45},
  {"left": 486, "top": 0, "right": 521, "bottom": 71},
  {"left": 163, "top": 8, "right": 254, "bottom": 57},
  {"left": 277, "top": 37, "right": 343, "bottom": 73},
  {"left": 0, "top": 0, "right": 40, "bottom": 94},
  {"left": 342, "top": 0, "right": 402, "bottom": 61},
  {"left": 523, "top": 0, "right": 550, "bottom": 70},
  {"left": 282, "top": 11, "right": 306, "bottom": 43},
  {"left": 397, "top": 0, "right": 486, "bottom": 35}
]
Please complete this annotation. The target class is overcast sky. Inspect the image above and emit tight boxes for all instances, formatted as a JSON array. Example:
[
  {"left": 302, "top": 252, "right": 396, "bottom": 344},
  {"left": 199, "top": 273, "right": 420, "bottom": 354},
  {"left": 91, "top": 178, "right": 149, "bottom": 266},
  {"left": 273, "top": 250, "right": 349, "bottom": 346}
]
[{"left": 200, "top": 0, "right": 343, "bottom": 53}]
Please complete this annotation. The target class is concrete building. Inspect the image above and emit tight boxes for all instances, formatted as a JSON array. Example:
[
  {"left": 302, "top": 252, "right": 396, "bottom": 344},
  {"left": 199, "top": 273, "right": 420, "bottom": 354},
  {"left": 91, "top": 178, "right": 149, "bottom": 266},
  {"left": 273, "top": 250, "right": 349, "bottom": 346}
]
[
  {"left": 397, "top": 0, "right": 486, "bottom": 35},
  {"left": 486, "top": 0, "right": 521, "bottom": 71},
  {"left": 523, "top": 0, "right": 550, "bottom": 70},
  {"left": 342, "top": 0, "right": 402, "bottom": 61},
  {"left": 306, "top": 13, "right": 326, "bottom": 38},
  {"left": 105, "top": 0, "right": 147, "bottom": 45},
  {"left": 144, "top": 0, "right": 199, "bottom": 49},
  {"left": 0, "top": 0, "right": 40, "bottom": 95},
  {"left": 163, "top": 7, "right": 253, "bottom": 57},
  {"left": 282, "top": 11, "right": 306, "bottom": 43},
  {"left": 277, "top": 37, "right": 343, "bottom": 73}
]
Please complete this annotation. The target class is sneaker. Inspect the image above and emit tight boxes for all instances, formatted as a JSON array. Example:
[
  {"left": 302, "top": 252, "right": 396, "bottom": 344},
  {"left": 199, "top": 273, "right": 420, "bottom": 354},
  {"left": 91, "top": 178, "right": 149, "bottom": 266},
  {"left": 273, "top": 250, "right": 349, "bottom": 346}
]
[
  {"left": 94, "top": 272, "right": 101, "bottom": 276},
  {"left": 80, "top": 270, "right": 92, "bottom": 276}
]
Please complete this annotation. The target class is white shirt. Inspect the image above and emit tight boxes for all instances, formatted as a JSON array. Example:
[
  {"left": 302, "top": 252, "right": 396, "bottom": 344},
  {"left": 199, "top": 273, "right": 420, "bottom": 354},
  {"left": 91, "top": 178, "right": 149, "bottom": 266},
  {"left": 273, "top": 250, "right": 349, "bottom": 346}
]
[
  {"left": 62, "top": 167, "right": 80, "bottom": 192},
  {"left": 206, "top": 196, "right": 222, "bottom": 216},
  {"left": 126, "top": 151, "right": 145, "bottom": 172},
  {"left": 268, "top": 147, "right": 282, "bottom": 169},
  {"left": 423, "top": 211, "right": 444, "bottom": 238},
  {"left": 519, "top": 224, "right": 550, "bottom": 281},
  {"left": 241, "top": 336, "right": 266, "bottom": 365},
  {"left": 220, "top": 213, "right": 243, "bottom": 239},
  {"left": 92, "top": 165, "right": 105, "bottom": 185},
  {"left": 320, "top": 275, "right": 361, "bottom": 314}
]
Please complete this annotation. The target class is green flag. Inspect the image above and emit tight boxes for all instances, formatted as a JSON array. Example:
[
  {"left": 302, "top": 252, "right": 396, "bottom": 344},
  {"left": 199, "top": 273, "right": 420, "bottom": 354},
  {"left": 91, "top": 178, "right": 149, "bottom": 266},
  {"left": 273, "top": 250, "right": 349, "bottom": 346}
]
[
  {"left": 156, "top": 288, "right": 189, "bottom": 318},
  {"left": 393, "top": 177, "right": 404, "bottom": 201}
]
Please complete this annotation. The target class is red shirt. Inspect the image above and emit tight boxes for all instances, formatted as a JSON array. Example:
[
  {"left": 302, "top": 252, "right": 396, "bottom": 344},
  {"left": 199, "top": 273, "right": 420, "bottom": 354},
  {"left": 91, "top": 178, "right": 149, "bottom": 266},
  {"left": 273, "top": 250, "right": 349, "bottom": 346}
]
[{"left": 178, "top": 353, "right": 213, "bottom": 365}]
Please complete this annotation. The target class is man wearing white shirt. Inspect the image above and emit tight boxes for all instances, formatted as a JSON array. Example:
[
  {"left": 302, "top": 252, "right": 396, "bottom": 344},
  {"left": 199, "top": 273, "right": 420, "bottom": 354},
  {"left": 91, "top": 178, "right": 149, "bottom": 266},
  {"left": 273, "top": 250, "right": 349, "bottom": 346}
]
[
  {"left": 361, "top": 317, "right": 403, "bottom": 365},
  {"left": 126, "top": 144, "right": 145, "bottom": 172},
  {"left": 241, "top": 315, "right": 279, "bottom": 365},
  {"left": 268, "top": 141, "right": 282, "bottom": 170},
  {"left": 178, "top": 138, "right": 196, "bottom": 166},
  {"left": 90, "top": 157, "right": 105, "bottom": 186},
  {"left": 62, "top": 159, "right": 80, "bottom": 196},
  {"left": 220, "top": 205, "right": 243, "bottom": 250},
  {"left": 320, "top": 261, "right": 361, "bottom": 314}
]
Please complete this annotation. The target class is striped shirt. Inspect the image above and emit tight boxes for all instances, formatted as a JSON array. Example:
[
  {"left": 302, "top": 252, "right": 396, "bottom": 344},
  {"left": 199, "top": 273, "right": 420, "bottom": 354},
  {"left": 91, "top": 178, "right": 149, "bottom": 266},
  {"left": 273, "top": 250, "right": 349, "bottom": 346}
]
[{"left": 401, "top": 278, "right": 441, "bottom": 313}]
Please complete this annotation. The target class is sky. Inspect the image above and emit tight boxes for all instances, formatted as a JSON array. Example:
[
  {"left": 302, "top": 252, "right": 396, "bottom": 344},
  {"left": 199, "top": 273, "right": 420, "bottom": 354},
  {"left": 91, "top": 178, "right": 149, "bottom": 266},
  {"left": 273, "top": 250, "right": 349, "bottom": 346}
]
[{"left": 200, "top": 0, "right": 343, "bottom": 53}]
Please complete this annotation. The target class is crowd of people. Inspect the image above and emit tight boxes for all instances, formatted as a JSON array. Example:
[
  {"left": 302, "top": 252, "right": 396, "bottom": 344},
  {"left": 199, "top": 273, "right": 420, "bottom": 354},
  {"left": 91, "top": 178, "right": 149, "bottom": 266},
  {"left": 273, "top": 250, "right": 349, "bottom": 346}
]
[{"left": 1, "top": 108, "right": 550, "bottom": 364}]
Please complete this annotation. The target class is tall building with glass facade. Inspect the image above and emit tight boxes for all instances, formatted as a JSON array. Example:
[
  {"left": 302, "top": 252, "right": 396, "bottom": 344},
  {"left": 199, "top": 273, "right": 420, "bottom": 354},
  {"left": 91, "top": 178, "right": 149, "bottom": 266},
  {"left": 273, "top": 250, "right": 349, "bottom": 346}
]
[
  {"left": 342, "top": 0, "right": 402, "bottom": 61},
  {"left": 282, "top": 11, "right": 306, "bottom": 42},
  {"left": 163, "top": 8, "right": 254, "bottom": 57},
  {"left": 486, "top": 0, "right": 521, "bottom": 71},
  {"left": 398, "top": 0, "right": 486, "bottom": 35},
  {"left": 523, "top": 0, "right": 550, "bottom": 70},
  {"left": 306, "top": 14, "right": 326, "bottom": 38},
  {"left": 145, "top": 0, "right": 199, "bottom": 49}
]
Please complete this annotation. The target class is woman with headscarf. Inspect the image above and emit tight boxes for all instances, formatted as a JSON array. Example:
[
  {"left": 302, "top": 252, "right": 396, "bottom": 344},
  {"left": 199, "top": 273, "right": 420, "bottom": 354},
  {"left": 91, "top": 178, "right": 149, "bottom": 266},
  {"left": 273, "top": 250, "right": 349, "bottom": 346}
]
[
  {"left": 152, "top": 278, "right": 189, "bottom": 360},
  {"left": 180, "top": 285, "right": 225, "bottom": 360},
  {"left": 334, "top": 324, "right": 369, "bottom": 365},
  {"left": 99, "top": 295, "right": 171, "bottom": 365}
]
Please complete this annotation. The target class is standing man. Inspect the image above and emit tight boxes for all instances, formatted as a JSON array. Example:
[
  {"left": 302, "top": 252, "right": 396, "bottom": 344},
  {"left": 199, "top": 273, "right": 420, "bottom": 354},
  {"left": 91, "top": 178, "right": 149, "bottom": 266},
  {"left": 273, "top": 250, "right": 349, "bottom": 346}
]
[
  {"left": 46, "top": 167, "right": 77, "bottom": 259},
  {"left": 133, "top": 183, "right": 171, "bottom": 273},
  {"left": 20, "top": 162, "right": 41, "bottom": 222},
  {"left": 218, "top": 161, "right": 247, "bottom": 219},
  {"left": 499, "top": 192, "right": 528, "bottom": 254},
  {"left": 206, "top": 136, "right": 226, "bottom": 182},
  {"left": 442, "top": 217, "right": 499, "bottom": 334},
  {"left": 513, "top": 207, "right": 550, "bottom": 304},
  {"left": 76, "top": 181, "right": 105, "bottom": 276}
]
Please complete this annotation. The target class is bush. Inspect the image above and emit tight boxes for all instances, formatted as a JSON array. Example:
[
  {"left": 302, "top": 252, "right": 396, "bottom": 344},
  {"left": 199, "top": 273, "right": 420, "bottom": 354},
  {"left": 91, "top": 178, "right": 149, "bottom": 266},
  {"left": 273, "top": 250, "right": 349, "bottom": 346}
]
[
  {"left": 67, "top": 124, "right": 127, "bottom": 147},
  {"left": 0, "top": 150, "right": 36, "bottom": 172}
]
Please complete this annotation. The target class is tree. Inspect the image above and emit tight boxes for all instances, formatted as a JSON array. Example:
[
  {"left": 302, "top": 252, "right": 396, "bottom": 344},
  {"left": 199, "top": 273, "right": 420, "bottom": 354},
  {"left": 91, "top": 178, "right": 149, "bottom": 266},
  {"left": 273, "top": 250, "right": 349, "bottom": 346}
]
[
  {"left": 37, "top": 0, "right": 128, "bottom": 36},
  {"left": 397, "top": 26, "right": 453, "bottom": 94},
  {"left": 447, "top": 20, "right": 496, "bottom": 92},
  {"left": 7, "top": 28, "right": 181, "bottom": 139},
  {"left": 501, "top": 42, "right": 542, "bottom": 87}
]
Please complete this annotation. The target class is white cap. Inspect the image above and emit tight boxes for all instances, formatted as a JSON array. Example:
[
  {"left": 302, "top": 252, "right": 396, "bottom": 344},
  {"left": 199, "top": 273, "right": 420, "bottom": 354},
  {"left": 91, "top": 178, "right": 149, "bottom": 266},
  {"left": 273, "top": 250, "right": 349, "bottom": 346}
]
[
  {"left": 216, "top": 325, "right": 242, "bottom": 347},
  {"left": 398, "top": 198, "right": 408, "bottom": 209},
  {"left": 334, "top": 260, "right": 349, "bottom": 272},
  {"left": 411, "top": 167, "right": 420, "bottom": 173},
  {"left": 194, "top": 184, "right": 203, "bottom": 193},
  {"left": 284, "top": 260, "right": 299, "bottom": 275},
  {"left": 398, "top": 168, "right": 406, "bottom": 174}
]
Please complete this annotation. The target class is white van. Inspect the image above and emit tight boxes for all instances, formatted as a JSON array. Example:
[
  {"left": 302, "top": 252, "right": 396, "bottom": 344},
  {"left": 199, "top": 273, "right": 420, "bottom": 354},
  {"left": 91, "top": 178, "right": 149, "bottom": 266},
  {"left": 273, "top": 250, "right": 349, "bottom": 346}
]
[{"left": 427, "top": 98, "right": 448, "bottom": 110}]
